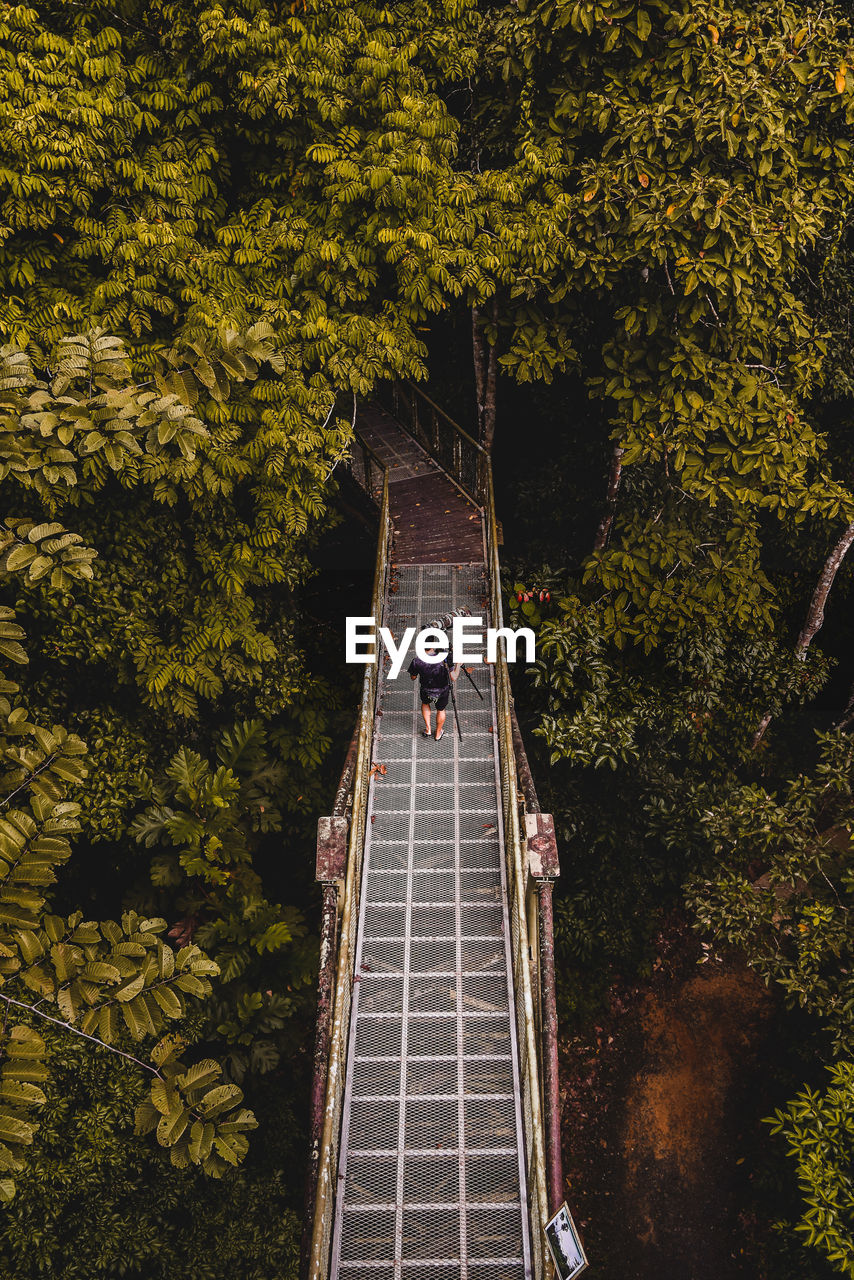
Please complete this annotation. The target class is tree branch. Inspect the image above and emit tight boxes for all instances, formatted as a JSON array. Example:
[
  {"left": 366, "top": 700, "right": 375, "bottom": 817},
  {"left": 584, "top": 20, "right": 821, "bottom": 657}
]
[
  {"left": 0, "top": 752, "right": 60, "bottom": 810},
  {"left": 0, "top": 993, "right": 162, "bottom": 1077},
  {"left": 753, "top": 520, "right": 854, "bottom": 748},
  {"left": 593, "top": 443, "right": 625, "bottom": 552},
  {"left": 794, "top": 521, "right": 854, "bottom": 657},
  {"left": 472, "top": 305, "right": 486, "bottom": 442}
]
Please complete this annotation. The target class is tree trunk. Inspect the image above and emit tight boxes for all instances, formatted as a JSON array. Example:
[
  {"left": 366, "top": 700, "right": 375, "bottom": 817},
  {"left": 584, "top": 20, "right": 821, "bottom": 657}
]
[
  {"left": 752, "top": 519, "right": 854, "bottom": 749},
  {"left": 472, "top": 306, "right": 485, "bottom": 431},
  {"left": 593, "top": 442, "right": 625, "bottom": 552},
  {"left": 794, "top": 520, "right": 854, "bottom": 657},
  {"left": 836, "top": 678, "right": 854, "bottom": 732},
  {"left": 482, "top": 299, "right": 498, "bottom": 453},
  {"left": 472, "top": 300, "right": 498, "bottom": 451}
]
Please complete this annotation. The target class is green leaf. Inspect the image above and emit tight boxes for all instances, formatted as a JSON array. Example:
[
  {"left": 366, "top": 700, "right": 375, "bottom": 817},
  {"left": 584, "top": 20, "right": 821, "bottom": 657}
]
[
  {"left": 0, "top": 1113, "right": 37, "bottom": 1146},
  {"left": 152, "top": 985, "right": 183, "bottom": 1018},
  {"left": 197, "top": 1083, "right": 243, "bottom": 1119},
  {"left": 4, "top": 545, "right": 36, "bottom": 572},
  {"left": 188, "top": 1119, "right": 215, "bottom": 1162},
  {"left": 156, "top": 1105, "right": 190, "bottom": 1147}
]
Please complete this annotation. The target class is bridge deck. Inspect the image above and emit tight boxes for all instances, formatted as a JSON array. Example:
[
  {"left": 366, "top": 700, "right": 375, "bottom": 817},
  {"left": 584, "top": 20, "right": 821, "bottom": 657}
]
[
  {"left": 356, "top": 402, "right": 484, "bottom": 564},
  {"left": 329, "top": 415, "right": 533, "bottom": 1278}
]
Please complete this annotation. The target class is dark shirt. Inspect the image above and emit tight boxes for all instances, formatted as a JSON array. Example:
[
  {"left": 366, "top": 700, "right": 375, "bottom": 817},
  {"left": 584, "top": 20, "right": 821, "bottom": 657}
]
[{"left": 408, "top": 654, "right": 451, "bottom": 693}]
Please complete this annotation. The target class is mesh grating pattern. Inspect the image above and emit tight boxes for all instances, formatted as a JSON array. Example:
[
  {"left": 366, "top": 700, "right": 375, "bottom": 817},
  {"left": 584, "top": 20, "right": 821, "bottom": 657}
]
[
  {"left": 468, "top": 1268, "right": 527, "bottom": 1280},
  {"left": 330, "top": 565, "right": 531, "bottom": 1278},
  {"left": 346, "top": 1153, "right": 399, "bottom": 1203},
  {"left": 411, "top": 870, "right": 456, "bottom": 900},
  {"left": 352, "top": 1058, "right": 402, "bottom": 1096},
  {"left": 403, "top": 1210, "right": 460, "bottom": 1260},
  {"left": 357, "top": 976, "right": 405, "bottom": 1014},
  {"left": 404, "top": 1154, "right": 460, "bottom": 1201}
]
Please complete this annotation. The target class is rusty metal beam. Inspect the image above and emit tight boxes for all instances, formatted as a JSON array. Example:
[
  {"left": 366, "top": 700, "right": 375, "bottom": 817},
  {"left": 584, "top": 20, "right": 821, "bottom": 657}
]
[
  {"left": 300, "top": 727, "right": 359, "bottom": 1279},
  {"left": 513, "top": 706, "right": 564, "bottom": 1215},
  {"left": 307, "top": 470, "right": 392, "bottom": 1279},
  {"left": 537, "top": 878, "right": 563, "bottom": 1213},
  {"left": 525, "top": 811, "right": 561, "bottom": 881},
  {"left": 301, "top": 879, "right": 340, "bottom": 1276},
  {"left": 331, "top": 726, "right": 360, "bottom": 821},
  {"left": 315, "top": 816, "right": 348, "bottom": 886},
  {"left": 511, "top": 702, "right": 541, "bottom": 816},
  {"left": 523, "top": 810, "right": 563, "bottom": 1213}
]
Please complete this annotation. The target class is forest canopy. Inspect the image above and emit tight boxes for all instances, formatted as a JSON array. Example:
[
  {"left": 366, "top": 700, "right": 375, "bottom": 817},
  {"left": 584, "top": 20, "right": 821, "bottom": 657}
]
[{"left": 1, "top": 0, "right": 854, "bottom": 1276}]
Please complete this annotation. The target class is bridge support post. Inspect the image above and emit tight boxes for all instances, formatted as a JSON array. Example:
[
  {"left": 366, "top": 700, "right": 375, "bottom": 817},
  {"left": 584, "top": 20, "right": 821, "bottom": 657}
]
[
  {"left": 513, "top": 705, "right": 565, "bottom": 1213},
  {"left": 300, "top": 728, "right": 357, "bottom": 1280},
  {"left": 537, "top": 876, "right": 563, "bottom": 1213},
  {"left": 526, "top": 813, "right": 564, "bottom": 1214}
]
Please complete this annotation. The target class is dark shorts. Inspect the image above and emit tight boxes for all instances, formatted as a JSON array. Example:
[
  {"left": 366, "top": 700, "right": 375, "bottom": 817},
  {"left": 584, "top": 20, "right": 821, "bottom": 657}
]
[{"left": 421, "top": 686, "right": 450, "bottom": 711}]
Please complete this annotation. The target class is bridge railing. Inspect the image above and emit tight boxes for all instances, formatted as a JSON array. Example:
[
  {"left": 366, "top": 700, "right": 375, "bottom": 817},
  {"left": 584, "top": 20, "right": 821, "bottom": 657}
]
[
  {"left": 347, "top": 432, "right": 386, "bottom": 504},
  {"left": 379, "top": 378, "right": 488, "bottom": 505},
  {"left": 485, "top": 469, "right": 550, "bottom": 1275},
  {"left": 307, "top": 465, "right": 391, "bottom": 1280},
  {"left": 308, "top": 400, "right": 553, "bottom": 1277}
]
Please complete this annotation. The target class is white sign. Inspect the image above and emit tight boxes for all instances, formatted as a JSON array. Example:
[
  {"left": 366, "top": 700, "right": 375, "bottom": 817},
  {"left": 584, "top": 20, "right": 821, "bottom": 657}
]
[
  {"left": 544, "top": 1203, "right": 588, "bottom": 1279},
  {"left": 344, "top": 616, "right": 535, "bottom": 676}
]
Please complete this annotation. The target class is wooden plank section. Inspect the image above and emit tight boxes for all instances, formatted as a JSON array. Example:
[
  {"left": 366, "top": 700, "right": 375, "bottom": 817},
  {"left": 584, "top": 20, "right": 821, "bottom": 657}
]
[
  {"left": 357, "top": 403, "right": 484, "bottom": 565},
  {"left": 357, "top": 403, "right": 436, "bottom": 484},
  {"left": 390, "top": 475, "right": 483, "bottom": 564}
]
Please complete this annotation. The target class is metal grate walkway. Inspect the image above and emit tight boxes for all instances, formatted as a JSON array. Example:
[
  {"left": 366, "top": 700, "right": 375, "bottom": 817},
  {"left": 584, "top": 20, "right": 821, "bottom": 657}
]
[{"left": 330, "top": 563, "right": 533, "bottom": 1279}]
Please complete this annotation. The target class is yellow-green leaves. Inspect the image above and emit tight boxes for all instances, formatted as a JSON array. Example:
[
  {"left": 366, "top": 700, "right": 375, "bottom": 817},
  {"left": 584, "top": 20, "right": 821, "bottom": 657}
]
[
  {"left": 0, "top": 519, "right": 96, "bottom": 590},
  {"left": 3, "top": 912, "right": 216, "bottom": 1040},
  {"left": 769, "top": 1061, "right": 854, "bottom": 1276},
  {"left": 484, "top": 0, "right": 854, "bottom": 649},
  {"left": 135, "top": 1042, "right": 256, "bottom": 1177},
  {"left": 0, "top": 611, "right": 249, "bottom": 1197},
  {"left": 0, "top": 1026, "right": 47, "bottom": 1201},
  {"left": 0, "top": 608, "right": 26, "bottom": 668}
]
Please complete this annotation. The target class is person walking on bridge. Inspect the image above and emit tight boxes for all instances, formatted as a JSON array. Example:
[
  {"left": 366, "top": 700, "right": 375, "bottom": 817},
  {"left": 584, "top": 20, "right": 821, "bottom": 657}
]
[{"left": 408, "top": 644, "right": 459, "bottom": 740}]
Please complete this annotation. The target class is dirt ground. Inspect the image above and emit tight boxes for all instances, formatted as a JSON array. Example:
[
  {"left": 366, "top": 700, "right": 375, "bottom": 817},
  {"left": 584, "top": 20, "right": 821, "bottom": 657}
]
[{"left": 559, "top": 915, "right": 780, "bottom": 1280}]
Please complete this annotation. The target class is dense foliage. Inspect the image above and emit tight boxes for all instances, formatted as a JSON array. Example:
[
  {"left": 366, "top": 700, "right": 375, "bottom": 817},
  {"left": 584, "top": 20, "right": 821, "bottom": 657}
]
[
  {"left": 2, "top": 0, "right": 854, "bottom": 1274},
  {"left": 478, "top": 1, "right": 854, "bottom": 1273}
]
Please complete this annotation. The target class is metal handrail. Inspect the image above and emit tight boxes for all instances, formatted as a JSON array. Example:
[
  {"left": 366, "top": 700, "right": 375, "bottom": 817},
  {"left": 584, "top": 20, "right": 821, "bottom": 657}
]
[
  {"left": 485, "top": 468, "right": 549, "bottom": 1275},
  {"left": 347, "top": 432, "right": 387, "bottom": 503},
  {"left": 380, "top": 379, "right": 489, "bottom": 505},
  {"left": 399, "top": 380, "right": 486, "bottom": 455},
  {"left": 307, "top": 467, "right": 391, "bottom": 1280}
]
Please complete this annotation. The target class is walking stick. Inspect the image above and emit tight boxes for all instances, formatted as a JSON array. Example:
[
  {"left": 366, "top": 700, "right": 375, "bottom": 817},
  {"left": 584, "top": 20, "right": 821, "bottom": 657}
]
[
  {"left": 449, "top": 679, "right": 463, "bottom": 742},
  {"left": 461, "top": 666, "right": 485, "bottom": 701}
]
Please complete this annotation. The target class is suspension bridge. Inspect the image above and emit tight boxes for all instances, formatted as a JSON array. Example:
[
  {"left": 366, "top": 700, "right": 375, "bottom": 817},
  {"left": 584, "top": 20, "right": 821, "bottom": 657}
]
[{"left": 303, "top": 383, "right": 569, "bottom": 1279}]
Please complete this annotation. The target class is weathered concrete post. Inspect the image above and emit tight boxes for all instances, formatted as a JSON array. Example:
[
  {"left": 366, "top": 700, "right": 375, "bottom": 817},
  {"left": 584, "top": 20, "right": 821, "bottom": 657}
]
[
  {"left": 512, "top": 705, "right": 565, "bottom": 1215},
  {"left": 300, "top": 730, "right": 358, "bottom": 1279}
]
